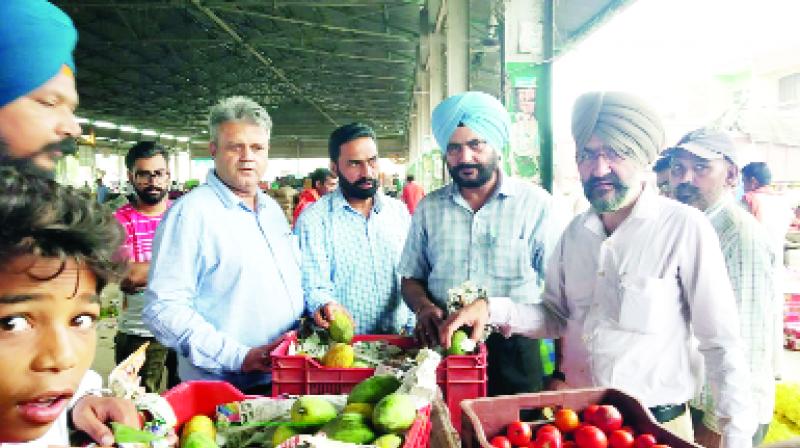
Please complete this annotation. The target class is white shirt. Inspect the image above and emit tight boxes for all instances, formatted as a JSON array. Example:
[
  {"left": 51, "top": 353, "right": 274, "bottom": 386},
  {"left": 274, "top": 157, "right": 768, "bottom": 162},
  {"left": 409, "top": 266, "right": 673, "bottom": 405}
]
[
  {"left": 1, "top": 370, "right": 102, "bottom": 447},
  {"left": 489, "top": 186, "right": 755, "bottom": 448}
]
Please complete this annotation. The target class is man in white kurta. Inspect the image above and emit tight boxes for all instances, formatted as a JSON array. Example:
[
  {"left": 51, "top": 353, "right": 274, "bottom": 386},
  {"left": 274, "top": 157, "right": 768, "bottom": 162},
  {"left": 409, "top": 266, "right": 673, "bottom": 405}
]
[{"left": 441, "top": 91, "right": 755, "bottom": 448}]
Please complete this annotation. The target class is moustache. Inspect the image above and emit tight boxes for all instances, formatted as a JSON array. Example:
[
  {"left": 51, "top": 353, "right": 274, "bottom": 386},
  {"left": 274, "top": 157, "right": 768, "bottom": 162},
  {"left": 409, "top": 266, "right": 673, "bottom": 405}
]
[
  {"left": 454, "top": 163, "right": 482, "bottom": 173},
  {"left": 586, "top": 174, "right": 623, "bottom": 190},
  {"left": 355, "top": 177, "right": 376, "bottom": 187},
  {"left": 674, "top": 183, "right": 699, "bottom": 198},
  {"left": 39, "top": 138, "right": 77, "bottom": 157}
]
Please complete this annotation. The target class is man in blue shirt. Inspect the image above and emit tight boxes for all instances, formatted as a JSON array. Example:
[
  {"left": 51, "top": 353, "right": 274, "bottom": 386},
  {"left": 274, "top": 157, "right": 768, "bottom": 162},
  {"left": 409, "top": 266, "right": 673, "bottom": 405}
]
[
  {"left": 398, "top": 92, "right": 563, "bottom": 396},
  {"left": 295, "top": 123, "right": 414, "bottom": 335},
  {"left": 144, "top": 96, "right": 304, "bottom": 394}
]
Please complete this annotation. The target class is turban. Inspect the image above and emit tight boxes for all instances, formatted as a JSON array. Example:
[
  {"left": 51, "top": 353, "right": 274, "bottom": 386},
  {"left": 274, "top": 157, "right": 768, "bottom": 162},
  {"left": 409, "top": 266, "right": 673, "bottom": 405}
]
[
  {"left": 0, "top": 0, "right": 77, "bottom": 108},
  {"left": 432, "top": 91, "right": 510, "bottom": 154},
  {"left": 571, "top": 91, "right": 664, "bottom": 166}
]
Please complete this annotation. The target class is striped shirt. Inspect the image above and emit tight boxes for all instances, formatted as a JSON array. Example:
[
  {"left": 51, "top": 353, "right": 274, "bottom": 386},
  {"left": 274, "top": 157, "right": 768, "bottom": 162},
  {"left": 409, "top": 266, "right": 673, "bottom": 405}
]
[
  {"left": 295, "top": 190, "right": 414, "bottom": 334},
  {"left": 694, "top": 194, "right": 777, "bottom": 429}
]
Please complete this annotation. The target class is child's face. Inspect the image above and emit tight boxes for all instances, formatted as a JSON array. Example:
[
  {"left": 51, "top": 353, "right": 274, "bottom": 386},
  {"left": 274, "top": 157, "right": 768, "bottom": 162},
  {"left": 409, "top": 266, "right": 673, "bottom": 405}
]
[{"left": 0, "top": 255, "right": 99, "bottom": 442}]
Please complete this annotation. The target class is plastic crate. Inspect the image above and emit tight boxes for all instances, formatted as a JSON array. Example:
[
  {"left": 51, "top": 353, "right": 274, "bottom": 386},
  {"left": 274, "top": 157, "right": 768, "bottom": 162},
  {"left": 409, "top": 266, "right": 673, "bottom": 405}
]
[
  {"left": 270, "top": 333, "right": 487, "bottom": 433},
  {"left": 460, "top": 388, "right": 702, "bottom": 448},
  {"left": 786, "top": 323, "right": 800, "bottom": 351},
  {"left": 162, "top": 380, "right": 431, "bottom": 448}
]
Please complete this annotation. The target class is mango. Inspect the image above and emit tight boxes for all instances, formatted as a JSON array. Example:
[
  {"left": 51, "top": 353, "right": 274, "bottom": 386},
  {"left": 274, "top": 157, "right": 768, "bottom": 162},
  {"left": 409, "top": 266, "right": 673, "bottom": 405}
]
[
  {"left": 342, "top": 402, "right": 374, "bottom": 420},
  {"left": 329, "top": 310, "right": 354, "bottom": 343},
  {"left": 319, "top": 412, "right": 376, "bottom": 444},
  {"left": 447, "top": 330, "right": 469, "bottom": 355},
  {"left": 112, "top": 422, "right": 160, "bottom": 444},
  {"left": 373, "top": 393, "right": 417, "bottom": 434},
  {"left": 374, "top": 433, "right": 403, "bottom": 448},
  {"left": 347, "top": 374, "right": 401, "bottom": 404},
  {"left": 182, "top": 414, "right": 216, "bottom": 440},
  {"left": 272, "top": 425, "right": 299, "bottom": 446},
  {"left": 181, "top": 431, "right": 218, "bottom": 448},
  {"left": 322, "top": 342, "right": 354, "bottom": 368},
  {"left": 290, "top": 396, "right": 337, "bottom": 427}
]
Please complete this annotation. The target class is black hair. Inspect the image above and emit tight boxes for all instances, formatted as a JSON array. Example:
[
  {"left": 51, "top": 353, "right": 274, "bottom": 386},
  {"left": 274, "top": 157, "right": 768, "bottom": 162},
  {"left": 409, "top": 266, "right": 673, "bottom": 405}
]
[
  {"left": 125, "top": 141, "right": 169, "bottom": 171},
  {"left": 328, "top": 122, "right": 376, "bottom": 161},
  {"left": 653, "top": 156, "right": 671, "bottom": 173},
  {"left": 406, "top": 174, "right": 415, "bottom": 182},
  {"left": 310, "top": 168, "right": 333, "bottom": 187},
  {"left": 0, "top": 167, "right": 126, "bottom": 291},
  {"left": 741, "top": 162, "right": 771, "bottom": 186}
]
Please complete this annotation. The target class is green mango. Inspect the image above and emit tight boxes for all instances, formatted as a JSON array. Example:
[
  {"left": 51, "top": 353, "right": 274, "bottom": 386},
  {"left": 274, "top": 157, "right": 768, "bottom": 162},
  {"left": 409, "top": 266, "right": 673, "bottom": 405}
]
[
  {"left": 347, "top": 374, "right": 401, "bottom": 404},
  {"left": 319, "top": 412, "right": 376, "bottom": 444},
  {"left": 181, "top": 431, "right": 218, "bottom": 448},
  {"left": 272, "top": 425, "right": 299, "bottom": 446},
  {"left": 290, "top": 396, "right": 337, "bottom": 427},
  {"left": 447, "top": 330, "right": 468, "bottom": 355},
  {"left": 329, "top": 310, "right": 354, "bottom": 343},
  {"left": 374, "top": 433, "right": 403, "bottom": 448},
  {"left": 373, "top": 393, "right": 417, "bottom": 434},
  {"left": 112, "top": 422, "right": 160, "bottom": 444}
]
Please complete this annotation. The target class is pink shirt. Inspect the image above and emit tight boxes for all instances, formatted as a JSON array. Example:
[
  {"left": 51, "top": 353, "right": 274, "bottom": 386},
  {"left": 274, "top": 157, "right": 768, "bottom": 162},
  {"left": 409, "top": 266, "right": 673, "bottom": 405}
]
[{"left": 114, "top": 202, "right": 170, "bottom": 262}]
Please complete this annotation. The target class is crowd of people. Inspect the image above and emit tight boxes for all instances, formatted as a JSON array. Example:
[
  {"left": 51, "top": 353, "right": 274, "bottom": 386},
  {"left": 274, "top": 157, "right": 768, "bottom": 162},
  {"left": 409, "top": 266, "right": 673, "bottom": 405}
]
[{"left": 1, "top": 1, "right": 797, "bottom": 447}]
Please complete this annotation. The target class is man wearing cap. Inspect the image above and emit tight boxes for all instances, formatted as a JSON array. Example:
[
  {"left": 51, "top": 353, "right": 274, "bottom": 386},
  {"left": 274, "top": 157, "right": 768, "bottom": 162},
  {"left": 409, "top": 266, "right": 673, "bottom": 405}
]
[
  {"left": 668, "top": 129, "right": 776, "bottom": 446},
  {"left": 398, "top": 91, "right": 563, "bottom": 396},
  {"left": 441, "top": 92, "right": 755, "bottom": 447},
  {"left": 0, "top": 0, "right": 82, "bottom": 177}
]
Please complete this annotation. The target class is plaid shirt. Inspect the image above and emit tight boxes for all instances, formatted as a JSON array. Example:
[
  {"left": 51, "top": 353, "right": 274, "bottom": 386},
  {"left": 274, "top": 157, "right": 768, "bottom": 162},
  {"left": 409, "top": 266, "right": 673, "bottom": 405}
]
[
  {"left": 295, "top": 190, "right": 415, "bottom": 334},
  {"left": 694, "top": 194, "right": 777, "bottom": 429},
  {"left": 398, "top": 173, "right": 562, "bottom": 306}
]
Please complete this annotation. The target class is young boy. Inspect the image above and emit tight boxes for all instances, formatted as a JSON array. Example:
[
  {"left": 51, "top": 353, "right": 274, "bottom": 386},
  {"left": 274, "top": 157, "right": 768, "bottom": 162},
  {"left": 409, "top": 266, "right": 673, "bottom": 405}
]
[{"left": 0, "top": 167, "right": 140, "bottom": 446}]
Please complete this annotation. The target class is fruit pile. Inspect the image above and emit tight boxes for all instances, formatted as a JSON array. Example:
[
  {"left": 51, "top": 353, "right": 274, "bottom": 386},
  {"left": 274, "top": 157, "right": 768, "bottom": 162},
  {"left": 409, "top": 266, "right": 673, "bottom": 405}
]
[
  {"left": 764, "top": 382, "right": 800, "bottom": 444},
  {"left": 489, "top": 404, "right": 675, "bottom": 448}
]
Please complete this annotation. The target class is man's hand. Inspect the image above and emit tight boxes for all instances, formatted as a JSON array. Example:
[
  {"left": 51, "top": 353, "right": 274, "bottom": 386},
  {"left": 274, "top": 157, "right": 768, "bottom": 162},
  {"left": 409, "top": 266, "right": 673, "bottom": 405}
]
[
  {"left": 439, "top": 299, "right": 489, "bottom": 349},
  {"left": 71, "top": 395, "right": 139, "bottom": 446},
  {"left": 242, "top": 333, "right": 291, "bottom": 373},
  {"left": 414, "top": 303, "right": 445, "bottom": 347},
  {"left": 313, "top": 302, "right": 355, "bottom": 329}
]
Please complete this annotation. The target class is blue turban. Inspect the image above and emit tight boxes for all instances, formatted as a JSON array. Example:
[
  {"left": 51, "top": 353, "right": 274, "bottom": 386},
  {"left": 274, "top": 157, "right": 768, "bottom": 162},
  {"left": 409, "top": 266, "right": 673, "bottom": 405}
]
[
  {"left": 432, "top": 91, "right": 510, "bottom": 154},
  {"left": 0, "top": 0, "right": 77, "bottom": 108}
]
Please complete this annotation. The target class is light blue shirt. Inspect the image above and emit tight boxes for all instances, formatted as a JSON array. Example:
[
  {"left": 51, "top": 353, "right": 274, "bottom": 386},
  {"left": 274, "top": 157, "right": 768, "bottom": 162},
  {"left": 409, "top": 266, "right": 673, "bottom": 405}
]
[
  {"left": 295, "top": 190, "right": 415, "bottom": 334},
  {"left": 398, "top": 173, "right": 562, "bottom": 306},
  {"left": 143, "top": 171, "right": 304, "bottom": 390}
]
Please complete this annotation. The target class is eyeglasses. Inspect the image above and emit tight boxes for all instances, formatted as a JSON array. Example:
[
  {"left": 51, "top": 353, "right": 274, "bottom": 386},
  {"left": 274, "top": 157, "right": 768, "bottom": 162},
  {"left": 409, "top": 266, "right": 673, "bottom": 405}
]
[
  {"left": 576, "top": 147, "right": 623, "bottom": 164},
  {"left": 445, "top": 139, "right": 487, "bottom": 154},
  {"left": 134, "top": 169, "right": 169, "bottom": 182}
]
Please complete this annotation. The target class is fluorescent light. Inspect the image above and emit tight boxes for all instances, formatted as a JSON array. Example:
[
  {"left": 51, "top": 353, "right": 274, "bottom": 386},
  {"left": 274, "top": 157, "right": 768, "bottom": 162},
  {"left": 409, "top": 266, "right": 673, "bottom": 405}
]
[
  {"left": 119, "top": 125, "right": 138, "bottom": 133},
  {"left": 176, "top": 136, "right": 190, "bottom": 142},
  {"left": 160, "top": 133, "right": 175, "bottom": 139},
  {"left": 191, "top": 140, "right": 205, "bottom": 145},
  {"left": 93, "top": 121, "right": 117, "bottom": 129},
  {"left": 76, "top": 117, "right": 89, "bottom": 124},
  {"left": 141, "top": 129, "right": 157, "bottom": 136}
]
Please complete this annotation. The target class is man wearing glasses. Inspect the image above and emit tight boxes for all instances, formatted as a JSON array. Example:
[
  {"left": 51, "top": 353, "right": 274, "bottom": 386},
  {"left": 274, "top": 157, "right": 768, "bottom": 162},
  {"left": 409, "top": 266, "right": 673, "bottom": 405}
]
[
  {"left": 398, "top": 91, "right": 563, "bottom": 396},
  {"left": 113, "top": 141, "right": 177, "bottom": 393}
]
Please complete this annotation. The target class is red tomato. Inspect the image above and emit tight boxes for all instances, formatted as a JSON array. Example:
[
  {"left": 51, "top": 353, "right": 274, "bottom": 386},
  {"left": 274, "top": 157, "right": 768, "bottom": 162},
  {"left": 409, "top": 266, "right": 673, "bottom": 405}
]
[
  {"left": 490, "top": 435, "right": 513, "bottom": 448},
  {"left": 563, "top": 442, "right": 578, "bottom": 448},
  {"left": 633, "top": 434, "right": 657, "bottom": 448},
  {"left": 537, "top": 424, "right": 562, "bottom": 440},
  {"left": 593, "top": 405, "right": 623, "bottom": 434},
  {"left": 620, "top": 426, "right": 635, "bottom": 436},
  {"left": 583, "top": 404, "right": 601, "bottom": 425},
  {"left": 530, "top": 435, "right": 563, "bottom": 448},
  {"left": 507, "top": 421, "right": 533, "bottom": 446},
  {"left": 651, "top": 446, "right": 671, "bottom": 448},
  {"left": 555, "top": 408, "right": 581, "bottom": 433},
  {"left": 574, "top": 424, "right": 608, "bottom": 448},
  {"left": 608, "top": 429, "right": 635, "bottom": 448}
]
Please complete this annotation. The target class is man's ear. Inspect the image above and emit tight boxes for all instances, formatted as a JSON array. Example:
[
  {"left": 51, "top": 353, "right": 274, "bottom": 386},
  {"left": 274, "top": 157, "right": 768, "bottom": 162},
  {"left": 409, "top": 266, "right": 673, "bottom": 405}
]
[
  {"left": 209, "top": 142, "right": 217, "bottom": 158},
  {"left": 330, "top": 160, "right": 339, "bottom": 177},
  {"left": 725, "top": 160, "right": 739, "bottom": 189}
]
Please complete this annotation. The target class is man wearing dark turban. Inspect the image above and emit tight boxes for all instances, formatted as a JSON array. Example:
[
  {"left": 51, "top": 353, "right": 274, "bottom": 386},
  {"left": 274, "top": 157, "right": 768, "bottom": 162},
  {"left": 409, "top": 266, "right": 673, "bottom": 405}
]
[
  {"left": 0, "top": 0, "right": 82, "bottom": 177},
  {"left": 398, "top": 91, "right": 564, "bottom": 398},
  {"left": 441, "top": 92, "right": 755, "bottom": 448}
]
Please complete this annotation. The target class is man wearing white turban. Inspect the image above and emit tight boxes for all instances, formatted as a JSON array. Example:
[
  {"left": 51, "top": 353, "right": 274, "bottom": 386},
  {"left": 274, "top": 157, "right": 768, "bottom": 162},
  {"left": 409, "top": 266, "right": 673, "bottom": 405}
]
[
  {"left": 398, "top": 91, "right": 564, "bottom": 398},
  {"left": 440, "top": 92, "right": 755, "bottom": 448}
]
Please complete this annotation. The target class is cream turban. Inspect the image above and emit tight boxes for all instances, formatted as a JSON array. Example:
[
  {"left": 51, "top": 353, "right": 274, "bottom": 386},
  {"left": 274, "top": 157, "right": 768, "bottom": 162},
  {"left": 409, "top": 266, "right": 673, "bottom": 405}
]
[{"left": 571, "top": 92, "right": 665, "bottom": 165}]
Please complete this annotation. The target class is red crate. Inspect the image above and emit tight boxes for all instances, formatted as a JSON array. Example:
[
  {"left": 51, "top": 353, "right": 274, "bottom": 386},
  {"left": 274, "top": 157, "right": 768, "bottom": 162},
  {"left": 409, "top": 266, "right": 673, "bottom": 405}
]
[
  {"left": 270, "top": 333, "right": 487, "bottom": 433},
  {"left": 162, "top": 380, "right": 431, "bottom": 448},
  {"left": 460, "top": 388, "right": 702, "bottom": 448}
]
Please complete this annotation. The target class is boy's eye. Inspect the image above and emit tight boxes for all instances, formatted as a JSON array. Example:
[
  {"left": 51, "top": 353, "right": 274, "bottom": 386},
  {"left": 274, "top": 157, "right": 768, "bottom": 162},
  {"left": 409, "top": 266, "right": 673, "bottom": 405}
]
[
  {"left": 72, "top": 314, "right": 97, "bottom": 330},
  {"left": 0, "top": 315, "right": 32, "bottom": 333}
]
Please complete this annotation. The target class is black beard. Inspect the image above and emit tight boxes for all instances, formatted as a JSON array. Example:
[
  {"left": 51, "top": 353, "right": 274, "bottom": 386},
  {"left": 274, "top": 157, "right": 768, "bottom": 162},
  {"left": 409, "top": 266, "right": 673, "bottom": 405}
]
[
  {"left": 0, "top": 138, "right": 75, "bottom": 179},
  {"left": 135, "top": 187, "right": 167, "bottom": 205},
  {"left": 339, "top": 175, "right": 378, "bottom": 200},
  {"left": 448, "top": 160, "right": 496, "bottom": 189}
]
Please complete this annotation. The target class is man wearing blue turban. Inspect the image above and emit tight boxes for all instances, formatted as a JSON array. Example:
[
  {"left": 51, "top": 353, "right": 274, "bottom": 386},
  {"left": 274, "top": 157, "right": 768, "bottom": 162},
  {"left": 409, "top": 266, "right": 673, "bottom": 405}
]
[
  {"left": 398, "top": 91, "right": 563, "bottom": 396},
  {"left": 0, "top": 0, "right": 82, "bottom": 177}
]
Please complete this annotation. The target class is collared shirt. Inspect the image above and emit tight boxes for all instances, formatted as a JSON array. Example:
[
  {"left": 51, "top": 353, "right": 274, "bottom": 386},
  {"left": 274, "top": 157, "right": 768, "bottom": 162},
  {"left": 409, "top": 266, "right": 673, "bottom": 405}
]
[
  {"left": 143, "top": 171, "right": 304, "bottom": 391},
  {"left": 114, "top": 202, "right": 170, "bottom": 337},
  {"left": 398, "top": 172, "right": 562, "bottom": 306},
  {"left": 489, "top": 186, "right": 755, "bottom": 448},
  {"left": 295, "top": 190, "right": 414, "bottom": 334},
  {"left": 694, "top": 194, "right": 776, "bottom": 429}
]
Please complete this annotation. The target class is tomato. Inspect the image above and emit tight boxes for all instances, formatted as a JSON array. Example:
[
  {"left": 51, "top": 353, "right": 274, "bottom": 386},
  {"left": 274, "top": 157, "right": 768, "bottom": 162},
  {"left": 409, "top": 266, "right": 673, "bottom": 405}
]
[
  {"left": 537, "top": 424, "right": 562, "bottom": 440},
  {"left": 620, "top": 426, "right": 635, "bottom": 436},
  {"left": 651, "top": 445, "right": 671, "bottom": 448},
  {"left": 507, "top": 421, "right": 532, "bottom": 446},
  {"left": 583, "top": 404, "right": 601, "bottom": 425},
  {"left": 574, "top": 424, "right": 608, "bottom": 448},
  {"left": 555, "top": 408, "right": 581, "bottom": 433},
  {"left": 490, "top": 435, "right": 513, "bottom": 448},
  {"left": 593, "top": 405, "right": 623, "bottom": 434},
  {"left": 530, "top": 435, "right": 563, "bottom": 448},
  {"left": 633, "top": 434, "right": 657, "bottom": 448},
  {"left": 608, "top": 429, "right": 635, "bottom": 448},
  {"left": 563, "top": 442, "right": 578, "bottom": 448}
]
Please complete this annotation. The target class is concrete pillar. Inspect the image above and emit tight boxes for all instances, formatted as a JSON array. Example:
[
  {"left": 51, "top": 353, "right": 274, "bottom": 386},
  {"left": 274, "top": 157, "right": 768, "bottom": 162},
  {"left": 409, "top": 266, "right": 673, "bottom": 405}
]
[{"left": 446, "top": 0, "right": 469, "bottom": 96}]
